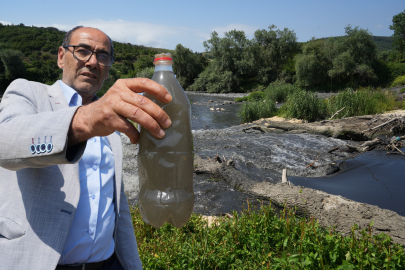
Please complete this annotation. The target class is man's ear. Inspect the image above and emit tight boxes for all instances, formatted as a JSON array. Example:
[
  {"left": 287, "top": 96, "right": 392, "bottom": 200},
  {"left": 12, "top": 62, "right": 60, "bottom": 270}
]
[{"left": 57, "top": 46, "right": 65, "bottom": 69}]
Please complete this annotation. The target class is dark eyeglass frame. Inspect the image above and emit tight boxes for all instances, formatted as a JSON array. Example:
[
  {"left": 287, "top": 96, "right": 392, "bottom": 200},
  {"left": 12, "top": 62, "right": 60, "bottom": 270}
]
[{"left": 63, "top": 45, "right": 115, "bottom": 67}]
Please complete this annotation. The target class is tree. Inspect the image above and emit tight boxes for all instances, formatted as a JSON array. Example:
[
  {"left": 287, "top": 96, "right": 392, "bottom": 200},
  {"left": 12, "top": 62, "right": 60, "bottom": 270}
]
[
  {"left": 190, "top": 26, "right": 298, "bottom": 93},
  {"left": 253, "top": 25, "right": 298, "bottom": 84},
  {"left": 295, "top": 40, "right": 329, "bottom": 87},
  {"left": 295, "top": 26, "right": 377, "bottom": 87},
  {"left": 134, "top": 55, "right": 153, "bottom": 73},
  {"left": 0, "top": 49, "right": 27, "bottom": 91},
  {"left": 390, "top": 10, "right": 405, "bottom": 62},
  {"left": 172, "top": 44, "right": 204, "bottom": 88}
]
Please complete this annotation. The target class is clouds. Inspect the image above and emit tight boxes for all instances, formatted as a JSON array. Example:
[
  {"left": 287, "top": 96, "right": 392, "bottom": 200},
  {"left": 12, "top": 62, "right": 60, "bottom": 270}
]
[
  {"left": 50, "top": 19, "right": 206, "bottom": 51},
  {"left": 44, "top": 19, "right": 261, "bottom": 53},
  {"left": 0, "top": 21, "right": 12, "bottom": 25},
  {"left": 212, "top": 23, "right": 259, "bottom": 38}
]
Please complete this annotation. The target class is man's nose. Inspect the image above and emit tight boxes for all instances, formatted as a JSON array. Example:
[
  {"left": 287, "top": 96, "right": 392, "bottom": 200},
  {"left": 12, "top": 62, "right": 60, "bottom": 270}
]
[{"left": 86, "top": 53, "right": 99, "bottom": 67}]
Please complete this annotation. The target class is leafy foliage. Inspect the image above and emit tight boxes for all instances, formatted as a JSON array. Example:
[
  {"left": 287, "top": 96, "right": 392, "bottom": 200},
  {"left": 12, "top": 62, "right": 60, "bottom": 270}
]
[
  {"left": 172, "top": 44, "right": 205, "bottom": 89},
  {"left": 0, "top": 23, "right": 163, "bottom": 93},
  {"left": 295, "top": 26, "right": 378, "bottom": 88},
  {"left": 132, "top": 202, "right": 405, "bottom": 269},
  {"left": 389, "top": 10, "right": 405, "bottom": 62},
  {"left": 391, "top": 75, "right": 405, "bottom": 87},
  {"left": 281, "top": 90, "right": 326, "bottom": 122},
  {"left": 265, "top": 82, "right": 300, "bottom": 103},
  {"left": 136, "top": 67, "right": 155, "bottom": 79},
  {"left": 190, "top": 26, "right": 299, "bottom": 93}
]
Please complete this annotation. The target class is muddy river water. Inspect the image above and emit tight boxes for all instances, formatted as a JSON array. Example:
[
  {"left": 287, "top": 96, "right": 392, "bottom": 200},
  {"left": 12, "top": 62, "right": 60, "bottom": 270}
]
[{"left": 186, "top": 92, "right": 405, "bottom": 217}]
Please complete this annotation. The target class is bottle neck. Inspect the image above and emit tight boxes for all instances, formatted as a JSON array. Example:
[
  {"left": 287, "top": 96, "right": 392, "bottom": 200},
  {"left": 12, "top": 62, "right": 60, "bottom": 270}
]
[{"left": 154, "top": 64, "right": 173, "bottom": 72}]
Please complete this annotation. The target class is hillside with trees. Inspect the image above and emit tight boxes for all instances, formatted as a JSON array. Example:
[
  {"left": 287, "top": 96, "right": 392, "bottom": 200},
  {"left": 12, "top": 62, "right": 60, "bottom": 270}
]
[{"left": 1, "top": 11, "right": 405, "bottom": 95}]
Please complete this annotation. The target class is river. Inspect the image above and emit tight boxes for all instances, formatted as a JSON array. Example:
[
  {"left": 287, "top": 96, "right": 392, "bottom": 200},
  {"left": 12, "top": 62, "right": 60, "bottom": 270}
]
[{"left": 187, "top": 91, "right": 405, "bottom": 216}]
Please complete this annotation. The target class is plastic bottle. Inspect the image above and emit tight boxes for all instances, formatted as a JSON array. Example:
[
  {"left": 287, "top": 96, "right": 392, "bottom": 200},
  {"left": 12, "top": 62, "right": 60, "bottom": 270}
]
[{"left": 137, "top": 53, "right": 194, "bottom": 228}]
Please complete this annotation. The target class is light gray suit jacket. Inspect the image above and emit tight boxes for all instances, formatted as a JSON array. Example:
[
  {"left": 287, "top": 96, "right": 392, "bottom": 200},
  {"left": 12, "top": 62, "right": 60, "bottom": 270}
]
[{"left": 0, "top": 79, "right": 142, "bottom": 270}]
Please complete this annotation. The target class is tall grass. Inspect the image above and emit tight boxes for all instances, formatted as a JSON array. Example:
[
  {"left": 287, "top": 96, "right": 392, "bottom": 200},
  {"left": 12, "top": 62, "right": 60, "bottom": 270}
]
[
  {"left": 238, "top": 83, "right": 402, "bottom": 123},
  {"left": 132, "top": 202, "right": 405, "bottom": 269},
  {"left": 281, "top": 90, "right": 326, "bottom": 122},
  {"left": 327, "top": 88, "right": 398, "bottom": 119},
  {"left": 265, "top": 83, "right": 301, "bottom": 103},
  {"left": 238, "top": 100, "right": 277, "bottom": 123}
]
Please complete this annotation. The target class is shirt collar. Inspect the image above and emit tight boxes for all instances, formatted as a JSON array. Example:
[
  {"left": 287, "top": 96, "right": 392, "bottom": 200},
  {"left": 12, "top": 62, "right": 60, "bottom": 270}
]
[{"left": 59, "top": 80, "right": 83, "bottom": 107}]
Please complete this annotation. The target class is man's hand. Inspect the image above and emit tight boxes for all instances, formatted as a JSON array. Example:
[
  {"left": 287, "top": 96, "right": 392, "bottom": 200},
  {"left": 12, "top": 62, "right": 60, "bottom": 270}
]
[{"left": 68, "top": 78, "right": 172, "bottom": 145}]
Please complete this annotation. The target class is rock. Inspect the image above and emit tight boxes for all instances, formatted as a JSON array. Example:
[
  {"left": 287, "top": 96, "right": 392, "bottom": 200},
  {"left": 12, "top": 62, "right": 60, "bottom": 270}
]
[
  {"left": 226, "top": 159, "right": 235, "bottom": 167},
  {"left": 121, "top": 133, "right": 140, "bottom": 201}
]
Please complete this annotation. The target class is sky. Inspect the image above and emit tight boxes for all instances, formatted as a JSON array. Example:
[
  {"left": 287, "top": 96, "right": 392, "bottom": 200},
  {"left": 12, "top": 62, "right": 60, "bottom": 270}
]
[{"left": 0, "top": 0, "right": 403, "bottom": 53}]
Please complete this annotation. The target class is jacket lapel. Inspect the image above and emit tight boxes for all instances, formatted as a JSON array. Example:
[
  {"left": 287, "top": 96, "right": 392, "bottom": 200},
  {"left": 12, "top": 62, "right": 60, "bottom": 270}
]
[
  {"left": 107, "top": 131, "right": 123, "bottom": 215},
  {"left": 47, "top": 81, "right": 69, "bottom": 111}
]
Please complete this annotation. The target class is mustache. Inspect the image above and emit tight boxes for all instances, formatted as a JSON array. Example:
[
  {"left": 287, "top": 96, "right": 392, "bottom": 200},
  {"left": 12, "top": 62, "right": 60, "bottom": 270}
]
[{"left": 79, "top": 68, "right": 100, "bottom": 78}]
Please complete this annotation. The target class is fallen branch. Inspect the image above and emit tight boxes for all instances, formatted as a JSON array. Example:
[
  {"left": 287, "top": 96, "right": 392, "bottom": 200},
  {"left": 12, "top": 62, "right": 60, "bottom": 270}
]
[
  {"left": 360, "top": 138, "right": 381, "bottom": 147},
  {"left": 367, "top": 114, "right": 380, "bottom": 125},
  {"left": 346, "top": 144, "right": 368, "bottom": 152},
  {"left": 386, "top": 152, "right": 402, "bottom": 155},
  {"left": 306, "top": 154, "right": 322, "bottom": 168},
  {"left": 362, "top": 117, "right": 400, "bottom": 133},
  {"left": 391, "top": 143, "right": 405, "bottom": 156},
  {"left": 329, "top": 107, "right": 346, "bottom": 120},
  {"left": 327, "top": 147, "right": 340, "bottom": 153}
]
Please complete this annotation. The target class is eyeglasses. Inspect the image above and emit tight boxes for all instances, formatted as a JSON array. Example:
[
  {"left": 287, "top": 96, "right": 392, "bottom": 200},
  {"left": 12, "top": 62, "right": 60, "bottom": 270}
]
[{"left": 63, "top": 45, "right": 114, "bottom": 67}]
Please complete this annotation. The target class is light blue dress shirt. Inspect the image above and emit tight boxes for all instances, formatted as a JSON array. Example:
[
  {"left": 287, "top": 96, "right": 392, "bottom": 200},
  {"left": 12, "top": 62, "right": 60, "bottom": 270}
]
[{"left": 58, "top": 80, "right": 116, "bottom": 264}]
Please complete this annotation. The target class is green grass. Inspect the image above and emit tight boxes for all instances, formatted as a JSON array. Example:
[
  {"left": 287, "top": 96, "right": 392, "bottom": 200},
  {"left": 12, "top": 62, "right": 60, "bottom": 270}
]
[
  {"left": 280, "top": 90, "right": 326, "bottom": 122},
  {"left": 238, "top": 84, "right": 402, "bottom": 123},
  {"left": 400, "top": 88, "right": 405, "bottom": 94},
  {"left": 132, "top": 202, "right": 405, "bottom": 269},
  {"left": 391, "top": 75, "right": 405, "bottom": 87},
  {"left": 238, "top": 100, "right": 277, "bottom": 123},
  {"left": 327, "top": 88, "right": 398, "bottom": 119},
  {"left": 265, "top": 83, "right": 300, "bottom": 103},
  {"left": 235, "top": 91, "right": 265, "bottom": 102}
]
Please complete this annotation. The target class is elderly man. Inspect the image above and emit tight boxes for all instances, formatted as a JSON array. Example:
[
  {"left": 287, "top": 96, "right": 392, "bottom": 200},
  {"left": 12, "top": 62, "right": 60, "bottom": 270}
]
[{"left": 0, "top": 26, "right": 171, "bottom": 270}]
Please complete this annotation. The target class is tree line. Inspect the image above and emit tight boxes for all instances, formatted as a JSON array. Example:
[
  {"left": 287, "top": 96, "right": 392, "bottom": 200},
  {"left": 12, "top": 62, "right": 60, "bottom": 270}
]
[{"left": 1, "top": 10, "right": 405, "bottom": 95}]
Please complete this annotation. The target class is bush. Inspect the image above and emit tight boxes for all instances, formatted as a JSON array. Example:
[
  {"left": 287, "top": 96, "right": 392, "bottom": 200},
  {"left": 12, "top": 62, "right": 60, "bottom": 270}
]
[
  {"left": 136, "top": 67, "right": 155, "bottom": 79},
  {"left": 400, "top": 87, "right": 405, "bottom": 93},
  {"left": 326, "top": 88, "right": 397, "bottom": 118},
  {"left": 235, "top": 91, "right": 266, "bottom": 103},
  {"left": 391, "top": 75, "right": 405, "bottom": 87},
  {"left": 281, "top": 90, "right": 326, "bottom": 121},
  {"left": 132, "top": 203, "right": 405, "bottom": 269},
  {"left": 238, "top": 99, "right": 277, "bottom": 122},
  {"left": 265, "top": 83, "right": 300, "bottom": 103}
]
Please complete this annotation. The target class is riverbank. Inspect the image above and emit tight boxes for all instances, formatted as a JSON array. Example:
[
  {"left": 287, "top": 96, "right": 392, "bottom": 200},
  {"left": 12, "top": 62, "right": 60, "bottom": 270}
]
[
  {"left": 194, "top": 155, "right": 405, "bottom": 246},
  {"left": 121, "top": 92, "right": 405, "bottom": 246},
  {"left": 190, "top": 110, "right": 405, "bottom": 245}
]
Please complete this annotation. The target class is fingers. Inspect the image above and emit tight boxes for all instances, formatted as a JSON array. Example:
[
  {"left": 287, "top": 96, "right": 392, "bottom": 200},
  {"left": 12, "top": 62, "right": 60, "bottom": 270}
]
[
  {"left": 122, "top": 78, "right": 172, "bottom": 104},
  {"left": 114, "top": 116, "right": 140, "bottom": 144},
  {"left": 114, "top": 100, "right": 166, "bottom": 139},
  {"left": 120, "top": 90, "right": 172, "bottom": 130}
]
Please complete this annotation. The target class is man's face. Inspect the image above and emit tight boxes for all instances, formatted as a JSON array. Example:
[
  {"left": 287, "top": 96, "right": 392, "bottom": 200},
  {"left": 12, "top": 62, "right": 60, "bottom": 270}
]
[{"left": 58, "top": 27, "right": 111, "bottom": 102}]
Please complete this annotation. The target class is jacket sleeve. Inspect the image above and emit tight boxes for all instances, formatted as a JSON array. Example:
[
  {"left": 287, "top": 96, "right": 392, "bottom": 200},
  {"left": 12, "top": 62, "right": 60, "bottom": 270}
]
[{"left": 0, "top": 79, "right": 86, "bottom": 171}]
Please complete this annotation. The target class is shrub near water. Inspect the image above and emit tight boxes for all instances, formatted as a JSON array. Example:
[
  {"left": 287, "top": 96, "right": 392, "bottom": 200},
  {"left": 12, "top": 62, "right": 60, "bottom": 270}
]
[
  {"left": 327, "top": 88, "right": 397, "bottom": 119},
  {"left": 281, "top": 89, "right": 326, "bottom": 122},
  {"left": 391, "top": 75, "right": 405, "bottom": 87},
  {"left": 132, "top": 203, "right": 405, "bottom": 269},
  {"left": 265, "top": 83, "right": 300, "bottom": 103},
  {"left": 238, "top": 100, "right": 277, "bottom": 123}
]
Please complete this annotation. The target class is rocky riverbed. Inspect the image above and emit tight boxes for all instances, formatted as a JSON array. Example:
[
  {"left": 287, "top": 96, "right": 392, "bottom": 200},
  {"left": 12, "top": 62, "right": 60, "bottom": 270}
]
[{"left": 122, "top": 90, "right": 405, "bottom": 246}]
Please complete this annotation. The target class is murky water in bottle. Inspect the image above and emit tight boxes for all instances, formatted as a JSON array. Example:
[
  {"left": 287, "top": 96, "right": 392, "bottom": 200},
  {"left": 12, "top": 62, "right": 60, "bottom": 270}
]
[{"left": 138, "top": 67, "right": 194, "bottom": 228}]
